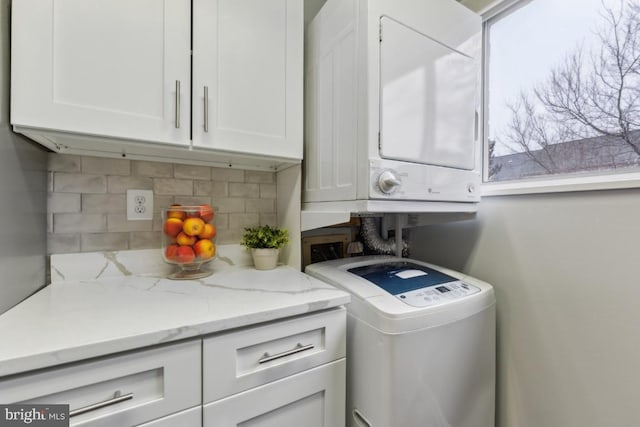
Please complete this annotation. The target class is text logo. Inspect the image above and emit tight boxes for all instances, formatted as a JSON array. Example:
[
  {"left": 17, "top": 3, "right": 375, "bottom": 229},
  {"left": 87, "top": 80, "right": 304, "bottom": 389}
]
[{"left": 0, "top": 405, "right": 68, "bottom": 426}]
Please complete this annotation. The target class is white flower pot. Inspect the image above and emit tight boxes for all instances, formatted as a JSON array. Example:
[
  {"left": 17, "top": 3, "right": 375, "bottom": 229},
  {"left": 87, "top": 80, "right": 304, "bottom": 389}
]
[{"left": 250, "top": 248, "right": 280, "bottom": 270}]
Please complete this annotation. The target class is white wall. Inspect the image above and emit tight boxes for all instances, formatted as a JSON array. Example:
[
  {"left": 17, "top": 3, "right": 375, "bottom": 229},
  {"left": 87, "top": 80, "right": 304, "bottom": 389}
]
[{"left": 410, "top": 189, "right": 640, "bottom": 427}]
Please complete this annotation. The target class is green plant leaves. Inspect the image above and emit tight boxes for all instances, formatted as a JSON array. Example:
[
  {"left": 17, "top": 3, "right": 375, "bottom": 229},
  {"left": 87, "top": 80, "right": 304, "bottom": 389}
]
[{"left": 240, "top": 225, "right": 289, "bottom": 249}]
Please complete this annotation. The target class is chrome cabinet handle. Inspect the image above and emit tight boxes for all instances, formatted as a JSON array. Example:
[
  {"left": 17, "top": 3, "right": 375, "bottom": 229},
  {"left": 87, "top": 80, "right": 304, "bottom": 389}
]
[
  {"left": 258, "top": 343, "right": 315, "bottom": 364},
  {"left": 175, "top": 80, "right": 181, "bottom": 129},
  {"left": 474, "top": 110, "right": 479, "bottom": 141},
  {"left": 204, "top": 86, "right": 209, "bottom": 133},
  {"left": 69, "top": 390, "right": 133, "bottom": 418}
]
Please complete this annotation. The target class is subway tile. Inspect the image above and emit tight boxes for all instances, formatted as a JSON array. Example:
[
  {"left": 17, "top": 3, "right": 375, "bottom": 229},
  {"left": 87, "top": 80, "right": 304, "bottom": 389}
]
[
  {"left": 216, "top": 228, "right": 244, "bottom": 244},
  {"left": 174, "top": 164, "right": 211, "bottom": 180},
  {"left": 131, "top": 160, "right": 173, "bottom": 177},
  {"left": 48, "top": 154, "right": 81, "bottom": 173},
  {"left": 152, "top": 215, "right": 163, "bottom": 232},
  {"left": 260, "top": 183, "right": 277, "bottom": 199},
  {"left": 82, "top": 156, "right": 130, "bottom": 176},
  {"left": 53, "top": 213, "right": 106, "bottom": 233},
  {"left": 47, "top": 233, "right": 80, "bottom": 254},
  {"left": 212, "top": 198, "right": 244, "bottom": 213},
  {"left": 107, "top": 176, "right": 154, "bottom": 193},
  {"left": 107, "top": 214, "right": 153, "bottom": 232},
  {"left": 48, "top": 193, "right": 81, "bottom": 213},
  {"left": 81, "top": 232, "right": 129, "bottom": 252},
  {"left": 246, "top": 170, "right": 275, "bottom": 184},
  {"left": 215, "top": 213, "right": 229, "bottom": 230},
  {"left": 82, "top": 194, "right": 126, "bottom": 214},
  {"left": 194, "top": 181, "right": 228, "bottom": 197},
  {"left": 229, "top": 213, "right": 260, "bottom": 229},
  {"left": 54, "top": 173, "right": 107, "bottom": 194},
  {"left": 229, "top": 183, "right": 259, "bottom": 198},
  {"left": 153, "top": 195, "right": 175, "bottom": 213},
  {"left": 211, "top": 167, "right": 244, "bottom": 182},
  {"left": 153, "top": 178, "right": 193, "bottom": 195},
  {"left": 259, "top": 213, "right": 277, "bottom": 227},
  {"left": 245, "top": 199, "right": 275, "bottom": 213},
  {"left": 173, "top": 196, "right": 212, "bottom": 206},
  {"left": 129, "top": 231, "right": 162, "bottom": 249},
  {"left": 46, "top": 156, "right": 283, "bottom": 252}
]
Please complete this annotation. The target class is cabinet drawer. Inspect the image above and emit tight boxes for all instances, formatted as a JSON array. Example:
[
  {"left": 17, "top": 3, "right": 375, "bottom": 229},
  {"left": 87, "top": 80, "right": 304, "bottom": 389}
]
[
  {"left": 203, "top": 359, "right": 346, "bottom": 427},
  {"left": 0, "top": 340, "right": 201, "bottom": 427},
  {"left": 138, "top": 406, "right": 201, "bottom": 427},
  {"left": 203, "top": 307, "right": 346, "bottom": 403}
]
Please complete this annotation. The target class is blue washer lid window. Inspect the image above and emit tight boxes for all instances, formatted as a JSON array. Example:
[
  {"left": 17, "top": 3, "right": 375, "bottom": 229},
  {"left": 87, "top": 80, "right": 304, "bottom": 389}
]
[{"left": 347, "top": 261, "right": 457, "bottom": 295}]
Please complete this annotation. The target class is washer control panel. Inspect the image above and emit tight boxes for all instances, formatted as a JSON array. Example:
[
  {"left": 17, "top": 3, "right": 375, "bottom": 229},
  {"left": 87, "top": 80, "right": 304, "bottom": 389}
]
[
  {"left": 396, "top": 279, "right": 480, "bottom": 307},
  {"left": 347, "top": 261, "right": 480, "bottom": 307}
]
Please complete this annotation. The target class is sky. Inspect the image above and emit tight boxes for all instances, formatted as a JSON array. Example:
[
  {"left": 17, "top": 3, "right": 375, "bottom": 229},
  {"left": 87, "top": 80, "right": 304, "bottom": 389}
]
[{"left": 487, "top": 0, "right": 623, "bottom": 155}]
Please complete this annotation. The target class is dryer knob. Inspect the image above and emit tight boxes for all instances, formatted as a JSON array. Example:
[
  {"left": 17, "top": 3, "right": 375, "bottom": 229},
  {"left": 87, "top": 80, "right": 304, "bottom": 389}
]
[{"left": 378, "top": 170, "right": 401, "bottom": 194}]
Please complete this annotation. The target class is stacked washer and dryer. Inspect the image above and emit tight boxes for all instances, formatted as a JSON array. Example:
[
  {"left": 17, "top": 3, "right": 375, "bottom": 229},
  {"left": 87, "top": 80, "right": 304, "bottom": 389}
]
[
  {"left": 306, "top": 257, "right": 495, "bottom": 427},
  {"left": 304, "top": 0, "right": 495, "bottom": 424}
]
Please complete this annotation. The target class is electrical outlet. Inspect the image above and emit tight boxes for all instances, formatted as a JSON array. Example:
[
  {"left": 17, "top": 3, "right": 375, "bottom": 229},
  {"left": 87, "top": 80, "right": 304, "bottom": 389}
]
[{"left": 126, "top": 190, "right": 153, "bottom": 220}]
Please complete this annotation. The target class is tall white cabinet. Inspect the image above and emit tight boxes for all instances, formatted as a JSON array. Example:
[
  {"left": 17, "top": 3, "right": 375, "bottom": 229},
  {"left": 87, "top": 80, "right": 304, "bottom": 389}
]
[{"left": 11, "top": 0, "right": 302, "bottom": 169}]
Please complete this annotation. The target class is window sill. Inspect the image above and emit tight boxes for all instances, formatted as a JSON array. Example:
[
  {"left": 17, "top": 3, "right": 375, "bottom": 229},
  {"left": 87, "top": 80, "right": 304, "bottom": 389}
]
[{"left": 481, "top": 171, "right": 640, "bottom": 196}]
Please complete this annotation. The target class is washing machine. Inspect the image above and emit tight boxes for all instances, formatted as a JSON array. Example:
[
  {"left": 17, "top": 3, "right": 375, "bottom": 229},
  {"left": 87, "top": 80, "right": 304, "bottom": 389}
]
[{"left": 305, "top": 256, "right": 495, "bottom": 427}]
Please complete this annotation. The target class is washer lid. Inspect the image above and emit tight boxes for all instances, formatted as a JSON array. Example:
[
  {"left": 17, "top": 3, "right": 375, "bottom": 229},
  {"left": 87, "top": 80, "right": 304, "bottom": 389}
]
[
  {"left": 348, "top": 261, "right": 480, "bottom": 307},
  {"left": 348, "top": 261, "right": 456, "bottom": 293}
]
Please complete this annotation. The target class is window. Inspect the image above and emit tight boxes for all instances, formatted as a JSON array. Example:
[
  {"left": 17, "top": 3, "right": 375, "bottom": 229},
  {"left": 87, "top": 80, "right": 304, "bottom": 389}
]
[{"left": 483, "top": 0, "right": 640, "bottom": 191}]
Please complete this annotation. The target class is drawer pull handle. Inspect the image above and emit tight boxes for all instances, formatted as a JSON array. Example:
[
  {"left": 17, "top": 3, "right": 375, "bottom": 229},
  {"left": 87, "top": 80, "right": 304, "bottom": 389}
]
[
  {"left": 258, "top": 343, "right": 315, "bottom": 364},
  {"left": 69, "top": 390, "right": 133, "bottom": 418}
]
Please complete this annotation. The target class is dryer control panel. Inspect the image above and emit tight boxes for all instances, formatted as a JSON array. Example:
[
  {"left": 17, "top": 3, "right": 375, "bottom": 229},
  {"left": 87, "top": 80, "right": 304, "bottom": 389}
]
[{"left": 347, "top": 261, "right": 480, "bottom": 307}]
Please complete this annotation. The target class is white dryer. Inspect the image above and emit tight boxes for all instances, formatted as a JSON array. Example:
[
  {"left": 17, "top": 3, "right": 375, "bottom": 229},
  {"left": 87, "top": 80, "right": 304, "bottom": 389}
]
[{"left": 305, "top": 256, "right": 495, "bottom": 427}]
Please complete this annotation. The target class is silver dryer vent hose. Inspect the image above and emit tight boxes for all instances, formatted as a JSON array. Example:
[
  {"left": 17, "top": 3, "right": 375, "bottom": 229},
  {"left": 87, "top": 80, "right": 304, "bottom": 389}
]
[{"left": 360, "top": 217, "right": 408, "bottom": 257}]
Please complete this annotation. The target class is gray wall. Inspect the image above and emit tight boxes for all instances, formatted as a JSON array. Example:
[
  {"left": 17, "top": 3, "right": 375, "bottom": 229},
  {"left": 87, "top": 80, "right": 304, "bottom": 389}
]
[
  {"left": 410, "top": 189, "right": 640, "bottom": 427},
  {"left": 0, "top": 0, "right": 48, "bottom": 314}
]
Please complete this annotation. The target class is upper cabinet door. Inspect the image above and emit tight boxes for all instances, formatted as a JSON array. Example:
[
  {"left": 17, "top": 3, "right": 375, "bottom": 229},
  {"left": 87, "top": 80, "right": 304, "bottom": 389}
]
[
  {"left": 11, "top": 0, "right": 191, "bottom": 146},
  {"left": 192, "top": 0, "right": 303, "bottom": 160}
]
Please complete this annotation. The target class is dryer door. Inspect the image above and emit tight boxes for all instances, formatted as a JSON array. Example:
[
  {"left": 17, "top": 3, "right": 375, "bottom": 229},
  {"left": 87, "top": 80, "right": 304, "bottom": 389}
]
[{"left": 379, "top": 16, "right": 477, "bottom": 170}]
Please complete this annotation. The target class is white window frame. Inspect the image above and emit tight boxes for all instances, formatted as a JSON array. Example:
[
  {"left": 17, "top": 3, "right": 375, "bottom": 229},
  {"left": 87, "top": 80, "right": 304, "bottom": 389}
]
[{"left": 479, "top": 0, "right": 640, "bottom": 196}]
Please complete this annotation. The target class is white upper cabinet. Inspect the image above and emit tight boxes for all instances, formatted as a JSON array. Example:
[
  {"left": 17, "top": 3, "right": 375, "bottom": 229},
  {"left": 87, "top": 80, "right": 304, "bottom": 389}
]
[
  {"left": 10, "top": 0, "right": 302, "bottom": 169},
  {"left": 11, "top": 0, "right": 191, "bottom": 146},
  {"left": 192, "top": 0, "right": 303, "bottom": 160}
]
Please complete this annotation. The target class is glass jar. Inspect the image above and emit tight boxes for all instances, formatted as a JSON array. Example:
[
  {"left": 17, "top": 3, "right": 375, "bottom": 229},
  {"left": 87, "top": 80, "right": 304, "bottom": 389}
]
[{"left": 161, "top": 204, "right": 217, "bottom": 279}]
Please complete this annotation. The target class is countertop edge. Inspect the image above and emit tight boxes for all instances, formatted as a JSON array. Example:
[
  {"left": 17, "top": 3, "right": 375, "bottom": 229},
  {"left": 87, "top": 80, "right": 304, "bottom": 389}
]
[{"left": 0, "top": 294, "right": 350, "bottom": 378}]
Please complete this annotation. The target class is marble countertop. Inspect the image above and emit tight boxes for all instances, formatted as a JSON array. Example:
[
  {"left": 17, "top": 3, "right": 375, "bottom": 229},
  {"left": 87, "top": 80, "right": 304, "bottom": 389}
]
[{"left": 0, "top": 246, "right": 350, "bottom": 377}]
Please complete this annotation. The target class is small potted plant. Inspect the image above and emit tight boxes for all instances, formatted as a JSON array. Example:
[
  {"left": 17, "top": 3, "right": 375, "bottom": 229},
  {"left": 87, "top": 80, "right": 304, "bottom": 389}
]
[{"left": 241, "top": 225, "right": 289, "bottom": 270}]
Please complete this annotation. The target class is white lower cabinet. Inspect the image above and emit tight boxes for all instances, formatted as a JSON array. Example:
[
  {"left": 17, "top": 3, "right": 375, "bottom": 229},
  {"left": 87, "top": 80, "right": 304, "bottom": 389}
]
[
  {"left": 202, "top": 307, "right": 347, "bottom": 427},
  {"left": 139, "top": 406, "right": 202, "bottom": 427},
  {"left": 0, "top": 340, "right": 201, "bottom": 427},
  {"left": 0, "top": 308, "right": 347, "bottom": 427},
  {"left": 203, "top": 360, "right": 345, "bottom": 427}
]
